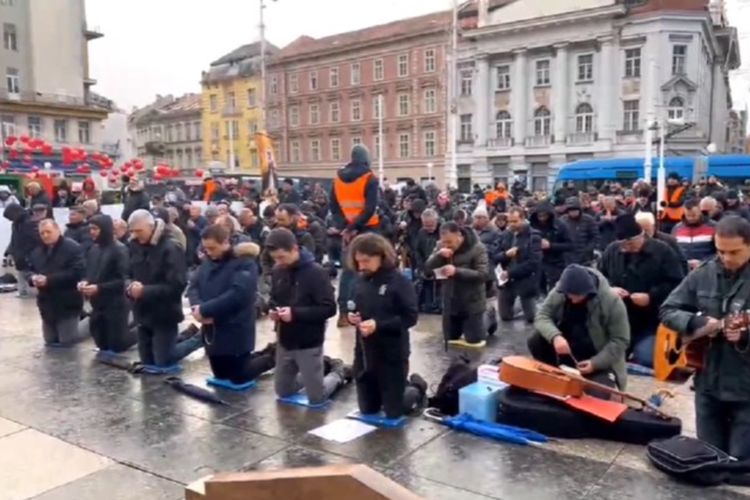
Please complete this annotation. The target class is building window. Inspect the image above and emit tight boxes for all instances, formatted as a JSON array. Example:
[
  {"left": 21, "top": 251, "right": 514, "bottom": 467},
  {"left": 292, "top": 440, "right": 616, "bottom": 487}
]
[
  {"left": 309, "top": 103, "right": 319, "bottom": 125},
  {"left": 54, "top": 119, "right": 68, "bottom": 143},
  {"left": 496, "top": 65, "right": 511, "bottom": 90},
  {"left": 175, "top": 123, "right": 183, "bottom": 141},
  {"left": 460, "top": 69, "right": 473, "bottom": 96},
  {"left": 185, "top": 149, "right": 193, "bottom": 167},
  {"left": 166, "top": 125, "right": 173, "bottom": 142},
  {"left": 246, "top": 88, "right": 256, "bottom": 107},
  {"left": 624, "top": 48, "right": 641, "bottom": 78},
  {"left": 289, "top": 74, "right": 299, "bottom": 93},
  {"left": 672, "top": 45, "right": 687, "bottom": 75},
  {"left": 495, "top": 111, "right": 512, "bottom": 138},
  {"left": 423, "top": 130, "right": 436, "bottom": 157},
  {"left": 185, "top": 122, "right": 193, "bottom": 141},
  {"left": 330, "top": 138, "right": 341, "bottom": 161},
  {"left": 623, "top": 100, "right": 640, "bottom": 131},
  {"left": 269, "top": 109, "right": 280, "bottom": 128},
  {"left": 351, "top": 99, "right": 361, "bottom": 121},
  {"left": 270, "top": 76, "right": 278, "bottom": 95},
  {"left": 329, "top": 67, "right": 339, "bottom": 87},
  {"left": 226, "top": 91, "right": 236, "bottom": 112},
  {"left": 577, "top": 54, "right": 593, "bottom": 82},
  {"left": 211, "top": 123, "right": 219, "bottom": 141},
  {"left": 373, "top": 59, "right": 384, "bottom": 81},
  {"left": 3, "top": 23, "right": 17, "bottom": 51},
  {"left": 27, "top": 116, "right": 41, "bottom": 138},
  {"left": 209, "top": 94, "right": 218, "bottom": 112},
  {"left": 398, "top": 133, "right": 410, "bottom": 158},
  {"left": 1, "top": 115, "right": 15, "bottom": 138},
  {"left": 424, "top": 48, "right": 436, "bottom": 73},
  {"left": 352, "top": 136, "right": 362, "bottom": 146},
  {"left": 309, "top": 71, "right": 318, "bottom": 91},
  {"left": 460, "top": 114, "right": 472, "bottom": 142},
  {"left": 373, "top": 95, "right": 384, "bottom": 119},
  {"left": 290, "top": 139, "right": 301, "bottom": 162},
  {"left": 310, "top": 139, "right": 320, "bottom": 161},
  {"left": 398, "top": 54, "right": 409, "bottom": 77},
  {"left": 6, "top": 67, "right": 19, "bottom": 94},
  {"left": 194, "top": 122, "right": 201, "bottom": 139},
  {"left": 575, "top": 103, "right": 594, "bottom": 133},
  {"left": 289, "top": 106, "right": 299, "bottom": 127},
  {"left": 225, "top": 121, "right": 238, "bottom": 139},
  {"left": 667, "top": 97, "right": 685, "bottom": 121},
  {"left": 535, "top": 60, "right": 550, "bottom": 86},
  {"left": 248, "top": 119, "right": 258, "bottom": 134},
  {"left": 423, "top": 88, "right": 437, "bottom": 114},
  {"left": 350, "top": 62, "right": 361, "bottom": 85},
  {"left": 77, "top": 121, "right": 90, "bottom": 144},
  {"left": 397, "top": 92, "right": 410, "bottom": 116},
  {"left": 329, "top": 101, "right": 340, "bottom": 123},
  {"left": 533, "top": 107, "right": 552, "bottom": 136}
]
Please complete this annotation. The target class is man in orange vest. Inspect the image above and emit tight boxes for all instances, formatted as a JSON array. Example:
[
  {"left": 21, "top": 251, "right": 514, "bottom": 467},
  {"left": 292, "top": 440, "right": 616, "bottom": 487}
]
[
  {"left": 330, "top": 144, "right": 381, "bottom": 326},
  {"left": 659, "top": 172, "right": 687, "bottom": 234}
]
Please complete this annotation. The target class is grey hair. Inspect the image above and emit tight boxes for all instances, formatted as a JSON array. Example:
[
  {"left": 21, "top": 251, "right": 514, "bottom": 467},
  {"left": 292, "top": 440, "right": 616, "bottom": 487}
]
[
  {"left": 421, "top": 208, "right": 439, "bottom": 220},
  {"left": 82, "top": 199, "right": 99, "bottom": 210},
  {"left": 634, "top": 211, "right": 655, "bottom": 225},
  {"left": 127, "top": 209, "right": 155, "bottom": 227}
]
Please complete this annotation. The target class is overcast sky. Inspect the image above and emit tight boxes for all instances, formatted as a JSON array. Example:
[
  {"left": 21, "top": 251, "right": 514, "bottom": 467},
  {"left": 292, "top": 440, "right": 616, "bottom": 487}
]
[{"left": 87, "top": 0, "right": 750, "bottom": 113}]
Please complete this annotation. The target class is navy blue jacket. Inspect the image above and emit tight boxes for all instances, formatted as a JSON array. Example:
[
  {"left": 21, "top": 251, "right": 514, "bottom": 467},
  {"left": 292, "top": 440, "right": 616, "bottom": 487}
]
[{"left": 188, "top": 241, "right": 259, "bottom": 356}]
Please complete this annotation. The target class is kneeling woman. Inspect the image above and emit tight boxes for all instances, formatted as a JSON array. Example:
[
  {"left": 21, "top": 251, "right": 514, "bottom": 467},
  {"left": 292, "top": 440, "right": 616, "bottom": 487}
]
[{"left": 347, "top": 233, "right": 427, "bottom": 418}]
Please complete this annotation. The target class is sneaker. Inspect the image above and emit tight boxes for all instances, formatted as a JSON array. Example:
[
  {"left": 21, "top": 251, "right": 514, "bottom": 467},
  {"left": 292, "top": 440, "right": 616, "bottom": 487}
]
[
  {"left": 448, "top": 338, "right": 487, "bottom": 349},
  {"left": 336, "top": 312, "right": 350, "bottom": 328},
  {"left": 409, "top": 373, "right": 429, "bottom": 406}
]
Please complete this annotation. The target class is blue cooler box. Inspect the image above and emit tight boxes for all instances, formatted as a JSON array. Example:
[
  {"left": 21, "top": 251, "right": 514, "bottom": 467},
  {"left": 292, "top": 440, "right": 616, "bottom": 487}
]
[{"left": 459, "top": 382, "right": 506, "bottom": 423}]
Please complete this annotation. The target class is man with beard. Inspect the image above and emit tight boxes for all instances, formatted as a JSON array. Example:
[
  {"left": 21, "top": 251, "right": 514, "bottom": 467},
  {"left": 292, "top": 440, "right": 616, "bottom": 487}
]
[
  {"left": 29, "top": 220, "right": 86, "bottom": 346},
  {"left": 530, "top": 201, "right": 573, "bottom": 293},
  {"left": 121, "top": 177, "right": 150, "bottom": 222},
  {"left": 79, "top": 215, "right": 136, "bottom": 353},
  {"left": 260, "top": 204, "right": 316, "bottom": 276},
  {"left": 239, "top": 207, "right": 268, "bottom": 246},
  {"left": 561, "top": 197, "right": 599, "bottom": 266}
]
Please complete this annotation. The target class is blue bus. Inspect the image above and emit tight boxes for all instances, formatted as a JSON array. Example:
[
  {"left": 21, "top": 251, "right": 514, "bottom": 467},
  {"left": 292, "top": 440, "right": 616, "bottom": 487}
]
[{"left": 554, "top": 154, "right": 750, "bottom": 193}]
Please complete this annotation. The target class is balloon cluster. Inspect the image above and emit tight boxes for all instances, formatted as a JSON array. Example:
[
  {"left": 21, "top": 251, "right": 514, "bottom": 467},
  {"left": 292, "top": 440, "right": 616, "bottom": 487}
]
[
  {"left": 153, "top": 163, "right": 181, "bottom": 181},
  {"left": 2, "top": 134, "right": 54, "bottom": 174},
  {"left": 99, "top": 157, "right": 146, "bottom": 186}
]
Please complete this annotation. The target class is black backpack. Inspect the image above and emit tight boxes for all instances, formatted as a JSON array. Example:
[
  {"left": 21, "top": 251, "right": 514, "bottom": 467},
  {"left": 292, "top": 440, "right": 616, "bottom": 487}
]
[
  {"left": 647, "top": 436, "right": 750, "bottom": 487},
  {"left": 427, "top": 355, "right": 478, "bottom": 416}
]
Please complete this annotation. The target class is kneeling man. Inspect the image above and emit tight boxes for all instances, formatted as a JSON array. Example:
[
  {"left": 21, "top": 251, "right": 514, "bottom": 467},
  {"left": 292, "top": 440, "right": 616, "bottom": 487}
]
[{"left": 529, "top": 264, "right": 630, "bottom": 390}]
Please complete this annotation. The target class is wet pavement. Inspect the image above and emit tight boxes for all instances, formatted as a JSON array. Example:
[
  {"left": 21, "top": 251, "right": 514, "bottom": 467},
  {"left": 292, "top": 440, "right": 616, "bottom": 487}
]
[{"left": 0, "top": 294, "right": 747, "bottom": 500}]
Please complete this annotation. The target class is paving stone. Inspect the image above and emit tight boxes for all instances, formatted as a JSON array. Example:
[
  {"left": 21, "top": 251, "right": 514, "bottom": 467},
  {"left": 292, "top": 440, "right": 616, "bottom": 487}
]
[{"left": 0, "top": 417, "right": 25, "bottom": 438}]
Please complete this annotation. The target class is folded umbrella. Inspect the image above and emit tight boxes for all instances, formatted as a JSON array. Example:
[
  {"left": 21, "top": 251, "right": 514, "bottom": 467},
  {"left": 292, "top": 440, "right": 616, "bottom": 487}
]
[
  {"left": 164, "top": 377, "right": 230, "bottom": 406},
  {"left": 424, "top": 409, "right": 547, "bottom": 446}
]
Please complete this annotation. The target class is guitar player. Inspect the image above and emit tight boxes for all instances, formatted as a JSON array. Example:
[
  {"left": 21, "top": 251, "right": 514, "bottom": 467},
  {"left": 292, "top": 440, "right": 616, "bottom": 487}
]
[{"left": 660, "top": 216, "right": 750, "bottom": 460}]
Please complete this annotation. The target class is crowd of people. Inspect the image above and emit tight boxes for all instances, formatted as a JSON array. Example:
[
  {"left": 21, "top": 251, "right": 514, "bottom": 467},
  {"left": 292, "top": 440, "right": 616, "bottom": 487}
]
[{"left": 2, "top": 144, "right": 750, "bottom": 454}]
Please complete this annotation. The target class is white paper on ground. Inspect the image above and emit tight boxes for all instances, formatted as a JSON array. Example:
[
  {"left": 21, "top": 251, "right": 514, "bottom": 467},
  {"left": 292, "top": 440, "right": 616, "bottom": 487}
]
[{"left": 308, "top": 418, "right": 377, "bottom": 443}]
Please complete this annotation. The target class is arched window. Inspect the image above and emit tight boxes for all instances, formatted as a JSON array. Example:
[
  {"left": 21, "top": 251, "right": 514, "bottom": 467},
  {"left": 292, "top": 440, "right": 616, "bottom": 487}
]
[
  {"left": 534, "top": 107, "right": 551, "bottom": 136},
  {"left": 667, "top": 97, "right": 684, "bottom": 121},
  {"left": 575, "top": 103, "right": 594, "bottom": 133},
  {"left": 496, "top": 111, "right": 512, "bottom": 139}
]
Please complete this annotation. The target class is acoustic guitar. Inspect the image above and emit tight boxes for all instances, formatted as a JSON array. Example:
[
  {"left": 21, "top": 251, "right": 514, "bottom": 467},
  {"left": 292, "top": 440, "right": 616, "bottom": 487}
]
[
  {"left": 653, "top": 311, "right": 750, "bottom": 382},
  {"left": 499, "top": 356, "right": 671, "bottom": 419}
]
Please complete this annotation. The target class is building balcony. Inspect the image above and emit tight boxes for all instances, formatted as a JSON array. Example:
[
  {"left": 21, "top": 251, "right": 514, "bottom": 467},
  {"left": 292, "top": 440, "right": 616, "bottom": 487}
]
[
  {"left": 566, "top": 132, "right": 597, "bottom": 145},
  {"left": 222, "top": 106, "right": 242, "bottom": 118},
  {"left": 144, "top": 141, "right": 165, "bottom": 156},
  {"left": 525, "top": 135, "right": 553, "bottom": 148},
  {"left": 0, "top": 89, "right": 110, "bottom": 112},
  {"left": 487, "top": 137, "right": 513, "bottom": 149},
  {"left": 83, "top": 25, "right": 104, "bottom": 41}
]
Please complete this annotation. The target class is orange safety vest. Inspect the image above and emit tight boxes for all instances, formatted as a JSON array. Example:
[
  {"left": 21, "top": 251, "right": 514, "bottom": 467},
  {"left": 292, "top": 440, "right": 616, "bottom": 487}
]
[
  {"left": 333, "top": 172, "right": 380, "bottom": 227},
  {"left": 485, "top": 191, "right": 498, "bottom": 204},
  {"left": 660, "top": 186, "right": 685, "bottom": 221}
]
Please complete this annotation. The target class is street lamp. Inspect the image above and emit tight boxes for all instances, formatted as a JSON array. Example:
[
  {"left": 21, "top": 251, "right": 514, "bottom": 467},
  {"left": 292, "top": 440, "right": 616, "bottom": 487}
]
[{"left": 259, "top": 0, "right": 277, "bottom": 128}]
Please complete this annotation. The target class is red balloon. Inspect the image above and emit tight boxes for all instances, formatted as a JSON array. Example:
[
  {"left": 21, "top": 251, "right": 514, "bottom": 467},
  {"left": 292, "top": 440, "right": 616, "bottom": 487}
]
[
  {"left": 8, "top": 149, "right": 18, "bottom": 159},
  {"left": 41, "top": 144, "right": 53, "bottom": 155},
  {"left": 99, "top": 170, "right": 108, "bottom": 177},
  {"left": 195, "top": 168, "right": 204, "bottom": 177},
  {"left": 77, "top": 147, "right": 86, "bottom": 157},
  {"left": 134, "top": 162, "right": 144, "bottom": 170},
  {"left": 4, "top": 136, "right": 16, "bottom": 146},
  {"left": 171, "top": 168, "right": 180, "bottom": 176},
  {"left": 81, "top": 163, "right": 90, "bottom": 170},
  {"left": 31, "top": 165, "right": 39, "bottom": 173},
  {"left": 23, "top": 146, "right": 32, "bottom": 155},
  {"left": 91, "top": 152, "right": 101, "bottom": 160},
  {"left": 123, "top": 161, "right": 132, "bottom": 169},
  {"left": 19, "top": 135, "right": 29, "bottom": 144},
  {"left": 22, "top": 155, "right": 31, "bottom": 164},
  {"left": 111, "top": 167, "right": 119, "bottom": 175},
  {"left": 1, "top": 160, "right": 9, "bottom": 168},
  {"left": 76, "top": 165, "right": 85, "bottom": 173},
  {"left": 61, "top": 146, "right": 71, "bottom": 154}
]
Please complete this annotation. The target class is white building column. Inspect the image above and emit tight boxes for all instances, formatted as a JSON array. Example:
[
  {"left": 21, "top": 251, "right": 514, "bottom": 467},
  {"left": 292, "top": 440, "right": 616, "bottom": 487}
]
[
  {"left": 475, "top": 53, "right": 490, "bottom": 147},
  {"left": 597, "top": 36, "right": 616, "bottom": 140},
  {"left": 553, "top": 43, "right": 568, "bottom": 143},
  {"left": 513, "top": 49, "right": 527, "bottom": 145}
]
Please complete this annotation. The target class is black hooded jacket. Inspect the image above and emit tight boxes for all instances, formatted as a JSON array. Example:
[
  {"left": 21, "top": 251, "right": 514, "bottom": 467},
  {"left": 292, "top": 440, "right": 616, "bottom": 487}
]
[
  {"left": 529, "top": 202, "right": 573, "bottom": 269},
  {"left": 29, "top": 235, "right": 85, "bottom": 322},
  {"left": 3, "top": 203, "right": 40, "bottom": 271},
  {"left": 561, "top": 198, "right": 600, "bottom": 265},
  {"left": 85, "top": 215, "right": 130, "bottom": 310},
  {"left": 330, "top": 160, "right": 379, "bottom": 232}
]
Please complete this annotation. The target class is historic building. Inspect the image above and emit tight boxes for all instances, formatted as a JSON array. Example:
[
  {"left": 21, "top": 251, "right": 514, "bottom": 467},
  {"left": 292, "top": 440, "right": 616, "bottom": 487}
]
[
  {"left": 266, "top": 11, "right": 451, "bottom": 183},
  {"left": 456, "top": 0, "right": 741, "bottom": 190}
]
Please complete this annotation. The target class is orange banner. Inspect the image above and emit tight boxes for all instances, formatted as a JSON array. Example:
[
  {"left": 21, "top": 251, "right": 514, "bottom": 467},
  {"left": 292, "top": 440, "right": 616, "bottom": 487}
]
[{"left": 255, "top": 131, "right": 278, "bottom": 194}]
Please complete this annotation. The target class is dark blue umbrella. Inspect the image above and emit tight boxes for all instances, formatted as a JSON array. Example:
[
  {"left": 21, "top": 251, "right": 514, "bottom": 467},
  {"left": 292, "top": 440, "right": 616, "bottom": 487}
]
[{"left": 424, "top": 410, "right": 548, "bottom": 447}]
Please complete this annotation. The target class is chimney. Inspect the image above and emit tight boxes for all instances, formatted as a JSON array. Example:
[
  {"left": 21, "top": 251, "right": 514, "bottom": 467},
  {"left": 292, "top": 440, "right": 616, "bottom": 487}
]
[{"left": 478, "top": 0, "right": 489, "bottom": 28}]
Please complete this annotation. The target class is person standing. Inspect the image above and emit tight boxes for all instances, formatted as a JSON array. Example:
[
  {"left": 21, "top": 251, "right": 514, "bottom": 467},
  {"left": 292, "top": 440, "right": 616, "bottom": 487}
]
[
  {"left": 659, "top": 172, "right": 687, "bottom": 235},
  {"left": 3, "top": 203, "right": 40, "bottom": 298},
  {"left": 347, "top": 233, "right": 427, "bottom": 418},
  {"left": 265, "top": 228, "right": 351, "bottom": 404},
  {"left": 529, "top": 201, "right": 573, "bottom": 293},
  {"left": 79, "top": 215, "right": 135, "bottom": 353},
  {"left": 127, "top": 210, "right": 201, "bottom": 368},
  {"left": 29, "top": 220, "right": 86, "bottom": 346},
  {"left": 561, "top": 197, "right": 599, "bottom": 266}
]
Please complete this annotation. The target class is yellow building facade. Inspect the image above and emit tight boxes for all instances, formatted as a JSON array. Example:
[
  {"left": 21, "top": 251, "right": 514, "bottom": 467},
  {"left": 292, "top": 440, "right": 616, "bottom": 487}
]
[{"left": 200, "top": 43, "right": 269, "bottom": 173}]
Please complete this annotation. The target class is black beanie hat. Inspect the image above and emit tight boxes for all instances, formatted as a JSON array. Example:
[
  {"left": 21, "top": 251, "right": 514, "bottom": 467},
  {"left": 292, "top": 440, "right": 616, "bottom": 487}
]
[
  {"left": 614, "top": 213, "right": 642, "bottom": 240},
  {"left": 558, "top": 265, "right": 596, "bottom": 296}
]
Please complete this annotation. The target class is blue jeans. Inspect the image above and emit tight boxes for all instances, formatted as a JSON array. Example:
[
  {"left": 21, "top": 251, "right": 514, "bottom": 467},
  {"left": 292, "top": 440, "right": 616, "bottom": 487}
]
[
  {"left": 630, "top": 334, "right": 655, "bottom": 368},
  {"left": 137, "top": 323, "right": 202, "bottom": 367}
]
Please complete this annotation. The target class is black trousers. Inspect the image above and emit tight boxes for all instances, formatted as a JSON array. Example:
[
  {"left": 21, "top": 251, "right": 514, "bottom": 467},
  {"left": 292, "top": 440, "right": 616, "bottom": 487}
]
[
  {"left": 90, "top": 304, "right": 136, "bottom": 353},
  {"left": 208, "top": 351, "right": 276, "bottom": 384},
  {"left": 695, "top": 391, "right": 750, "bottom": 459},
  {"left": 354, "top": 342, "right": 420, "bottom": 419},
  {"left": 442, "top": 311, "right": 486, "bottom": 344}
]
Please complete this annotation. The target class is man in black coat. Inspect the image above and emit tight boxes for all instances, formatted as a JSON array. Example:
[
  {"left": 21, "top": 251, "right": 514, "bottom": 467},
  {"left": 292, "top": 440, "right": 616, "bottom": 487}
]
[
  {"left": 29, "top": 220, "right": 86, "bottom": 346},
  {"left": 530, "top": 201, "right": 573, "bottom": 293},
  {"left": 78, "top": 215, "right": 135, "bottom": 353},
  {"left": 495, "top": 207, "right": 542, "bottom": 323},
  {"left": 561, "top": 197, "right": 600, "bottom": 266},
  {"left": 64, "top": 206, "right": 93, "bottom": 256},
  {"left": 127, "top": 209, "right": 200, "bottom": 368},
  {"left": 121, "top": 178, "right": 150, "bottom": 222},
  {"left": 266, "top": 228, "right": 351, "bottom": 405},
  {"left": 3, "top": 203, "right": 40, "bottom": 298}
]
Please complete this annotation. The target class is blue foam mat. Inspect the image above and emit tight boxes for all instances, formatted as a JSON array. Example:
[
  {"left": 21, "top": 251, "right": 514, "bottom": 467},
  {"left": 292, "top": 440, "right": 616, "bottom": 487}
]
[
  {"left": 277, "top": 392, "right": 330, "bottom": 409},
  {"left": 206, "top": 377, "right": 256, "bottom": 391},
  {"left": 347, "top": 411, "right": 407, "bottom": 428},
  {"left": 141, "top": 364, "right": 182, "bottom": 375}
]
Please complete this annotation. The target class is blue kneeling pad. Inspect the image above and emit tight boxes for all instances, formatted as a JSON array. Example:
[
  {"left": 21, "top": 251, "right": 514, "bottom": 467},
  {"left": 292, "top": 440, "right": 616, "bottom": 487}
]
[
  {"left": 141, "top": 364, "right": 182, "bottom": 375},
  {"left": 347, "top": 411, "right": 407, "bottom": 428},
  {"left": 277, "top": 392, "right": 330, "bottom": 409},
  {"left": 206, "top": 377, "right": 256, "bottom": 391}
]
